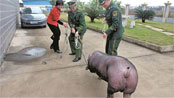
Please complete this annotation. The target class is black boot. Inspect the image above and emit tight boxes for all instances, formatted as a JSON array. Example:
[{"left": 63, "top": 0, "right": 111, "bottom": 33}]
[
  {"left": 73, "top": 57, "right": 81, "bottom": 62},
  {"left": 69, "top": 53, "right": 75, "bottom": 55},
  {"left": 50, "top": 44, "right": 54, "bottom": 49}
]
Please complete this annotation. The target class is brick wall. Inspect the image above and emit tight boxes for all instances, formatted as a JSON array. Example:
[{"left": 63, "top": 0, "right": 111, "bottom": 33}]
[{"left": 0, "top": 0, "right": 19, "bottom": 65}]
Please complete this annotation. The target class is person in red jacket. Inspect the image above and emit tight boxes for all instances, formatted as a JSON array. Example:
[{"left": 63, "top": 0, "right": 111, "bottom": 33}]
[{"left": 47, "top": 0, "right": 67, "bottom": 53}]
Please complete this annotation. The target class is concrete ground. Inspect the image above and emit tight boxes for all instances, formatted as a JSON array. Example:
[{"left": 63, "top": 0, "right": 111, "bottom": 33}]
[{"left": 0, "top": 25, "right": 174, "bottom": 98}]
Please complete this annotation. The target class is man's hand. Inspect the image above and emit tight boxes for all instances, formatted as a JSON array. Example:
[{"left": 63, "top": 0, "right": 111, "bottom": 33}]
[
  {"left": 63, "top": 22, "right": 68, "bottom": 28},
  {"left": 75, "top": 31, "right": 79, "bottom": 37},
  {"left": 71, "top": 28, "right": 75, "bottom": 34},
  {"left": 103, "top": 33, "right": 107, "bottom": 39}
]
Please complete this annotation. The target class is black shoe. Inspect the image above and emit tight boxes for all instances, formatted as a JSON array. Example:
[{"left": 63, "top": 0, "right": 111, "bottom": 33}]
[
  {"left": 54, "top": 50, "right": 62, "bottom": 54},
  {"left": 51, "top": 35, "right": 54, "bottom": 40},
  {"left": 73, "top": 57, "right": 81, "bottom": 62},
  {"left": 69, "top": 53, "right": 75, "bottom": 55},
  {"left": 50, "top": 45, "right": 53, "bottom": 49}
]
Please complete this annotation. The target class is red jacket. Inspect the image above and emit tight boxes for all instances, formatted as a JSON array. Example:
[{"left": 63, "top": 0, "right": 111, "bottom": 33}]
[{"left": 47, "top": 6, "right": 61, "bottom": 26}]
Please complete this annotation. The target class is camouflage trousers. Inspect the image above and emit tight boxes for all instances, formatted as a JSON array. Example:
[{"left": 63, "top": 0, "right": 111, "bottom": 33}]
[
  {"left": 69, "top": 33, "right": 83, "bottom": 58},
  {"left": 105, "top": 37, "right": 122, "bottom": 56}
]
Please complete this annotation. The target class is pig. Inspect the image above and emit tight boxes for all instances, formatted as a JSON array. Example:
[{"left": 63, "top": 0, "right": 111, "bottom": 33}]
[{"left": 86, "top": 51, "right": 138, "bottom": 98}]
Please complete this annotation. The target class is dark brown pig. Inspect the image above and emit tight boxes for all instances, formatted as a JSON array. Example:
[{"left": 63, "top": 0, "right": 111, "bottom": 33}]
[{"left": 86, "top": 51, "right": 138, "bottom": 98}]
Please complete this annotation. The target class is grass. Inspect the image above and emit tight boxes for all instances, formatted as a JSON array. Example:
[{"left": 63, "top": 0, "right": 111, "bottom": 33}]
[
  {"left": 86, "top": 17, "right": 107, "bottom": 30},
  {"left": 60, "top": 12, "right": 174, "bottom": 46},
  {"left": 60, "top": 12, "right": 68, "bottom": 20},
  {"left": 132, "top": 19, "right": 174, "bottom": 33}
]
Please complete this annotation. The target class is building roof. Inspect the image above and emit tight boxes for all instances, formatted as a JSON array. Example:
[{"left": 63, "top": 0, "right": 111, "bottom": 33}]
[
  {"left": 19, "top": 0, "right": 23, "bottom": 3},
  {"left": 23, "top": 0, "right": 51, "bottom": 5},
  {"left": 129, "top": 11, "right": 136, "bottom": 15}
]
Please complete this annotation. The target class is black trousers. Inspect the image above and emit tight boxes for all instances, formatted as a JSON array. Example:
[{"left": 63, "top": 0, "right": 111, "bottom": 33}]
[{"left": 47, "top": 23, "right": 61, "bottom": 51}]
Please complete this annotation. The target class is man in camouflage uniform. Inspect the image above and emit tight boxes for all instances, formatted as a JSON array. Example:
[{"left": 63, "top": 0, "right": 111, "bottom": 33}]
[
  {"left": 99, "top": 0, "right": 124, "bottom": 56},
  {"left": 68, "top": 0, "right": 87, "bottom": 62}
]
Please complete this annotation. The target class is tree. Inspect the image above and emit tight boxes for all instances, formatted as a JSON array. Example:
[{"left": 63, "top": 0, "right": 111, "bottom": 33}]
[
  {"left": 76, "top": 0, "right": 86, "bottom": 10},
  {"left": 112, "top": 0, "right": 121, "bottom": 8},
  {"left": 50, "top": 0, "right": 57, "bottom": 6},
  {"left": 85, "top": 0, "right": 105, "bottom": 22},
  {"left": 112, "top": 0, "right": 124, "bottom": 14},
  {"left": 63, "top": 3, "right": 69, "bottom": 12},
  {"left": 135, "top": 9, "right": 155, "bottom": 23}
]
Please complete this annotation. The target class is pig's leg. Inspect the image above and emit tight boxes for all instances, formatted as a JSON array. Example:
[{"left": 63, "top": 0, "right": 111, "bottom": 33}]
[
  {"left": 123, "top": 93, "right": 131, "bottom": 98},
  {"left": 107, "top": 84, "right": 114, "bottom": 98}
]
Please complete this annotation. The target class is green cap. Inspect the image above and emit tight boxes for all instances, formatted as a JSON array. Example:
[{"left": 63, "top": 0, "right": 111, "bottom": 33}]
[
  {"left": 67, "top": 0, "right": 76, "bottom": 5},
  {"left": 98, "top": 0, "right": 106, "bottom": 5}
]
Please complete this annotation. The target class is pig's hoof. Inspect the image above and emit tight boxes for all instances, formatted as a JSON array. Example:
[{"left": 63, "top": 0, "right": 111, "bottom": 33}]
[{"left": 85, "top": 67, "right": 88, "bottom": 70}]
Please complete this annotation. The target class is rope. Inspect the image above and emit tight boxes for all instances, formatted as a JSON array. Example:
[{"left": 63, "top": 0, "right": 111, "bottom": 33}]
[
  {"left": 42, "top": 27, "right": 69, "bottom": 64},
  {"left": 41, "top": 53, "right": 59, "bottom": 64},
  {"left": 42, "top": 27, "right": 88, "bottom": 66},
  {"left": 82, "top": 51, "right": 88, "bottom": 66},
  {"left": 59, "top": 27, "right": 69, "bottom": 59},
  {"left": 102, "top": 20, "right": 107, "bottom": 51},
  {"left": 74, "top": 31, "right": 88, "bottom": 66},
  {"left": 75, "top": 32, "right": 81, "bottom": 49},
  {"left": 102, "top": 20, "right": 106, "bottom": 34}
]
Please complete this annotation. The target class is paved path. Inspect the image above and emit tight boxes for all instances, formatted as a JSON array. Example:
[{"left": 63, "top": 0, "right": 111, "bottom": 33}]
[{"left": 0, "top": 26, "right": 174, "bottom": 97}]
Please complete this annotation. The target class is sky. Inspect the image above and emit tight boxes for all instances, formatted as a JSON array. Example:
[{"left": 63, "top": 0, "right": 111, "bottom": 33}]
[{"left": 73, "top": 0, "right": 174, "bottom": 6}]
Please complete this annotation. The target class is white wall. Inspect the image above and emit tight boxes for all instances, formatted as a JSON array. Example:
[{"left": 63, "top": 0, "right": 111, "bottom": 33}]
[{"left": 0, "top": 0, "right": 19, "bottom": 65}]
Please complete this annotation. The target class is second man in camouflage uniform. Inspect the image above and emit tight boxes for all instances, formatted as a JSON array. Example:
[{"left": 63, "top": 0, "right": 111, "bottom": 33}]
[{"left": 99, "top": 0, "right": 124, "bottom": 56}]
